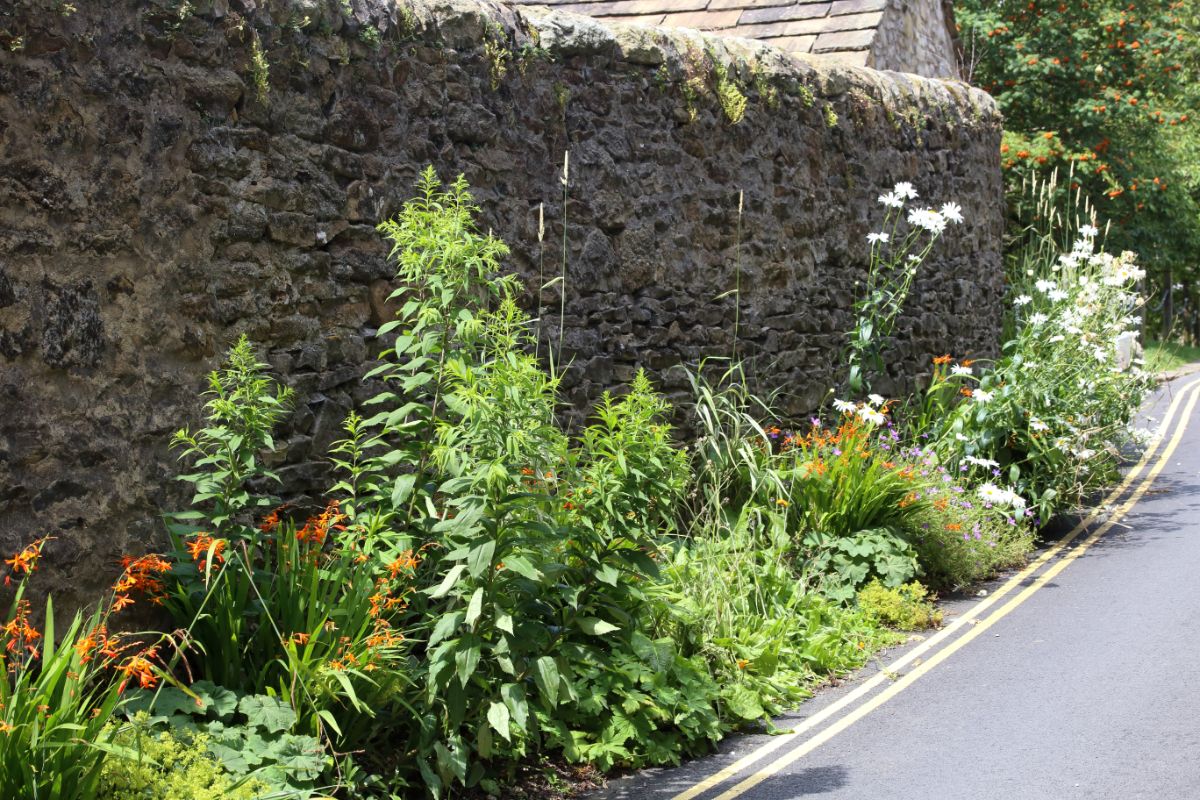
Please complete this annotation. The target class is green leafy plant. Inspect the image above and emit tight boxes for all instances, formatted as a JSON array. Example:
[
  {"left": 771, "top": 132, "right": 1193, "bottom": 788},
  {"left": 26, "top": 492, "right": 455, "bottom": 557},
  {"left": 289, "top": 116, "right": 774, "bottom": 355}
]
[
  {"left": 98, "top": 714, "right": 268, "bottom": 800},
  {"left": 350, "top": 169, "right": 696, "bottom": 796},
  {"left": 160, "top": 338, "right": 416, "bottom": 762},
  {"left": 800, "top": 528, "right": 920, "bottom": 602},
  {"left": 119, "top": 684, "right": 325, "bottom": 796},
  {"left": 0, "top": 538, "right": 153, "bottom": 800},
  {"left": 856, "top": 579, "right": 942, "bottom": 630}
]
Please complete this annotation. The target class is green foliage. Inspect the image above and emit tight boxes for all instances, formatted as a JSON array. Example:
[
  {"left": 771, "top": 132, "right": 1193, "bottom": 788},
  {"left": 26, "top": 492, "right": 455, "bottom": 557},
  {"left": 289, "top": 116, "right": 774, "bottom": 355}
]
[
  {"left": 250, "top": 30, "right": 270, "bottom": 103},
  {"left": 856, "top": 580, "right": 942, "bottom": 631},
  {"left": 654, "top": 369, "right": 896, "bottom": 732},
  {"left": 536, "top": 633, "right": 723, "bottom": 771},
  {"left": 906, "top": 499, "right": 1033, "bottom": 590},
  {"left": 823, "top": 103, "right": 838, "bottom": 128},
  {"left": 98, "top": 715, "right": 267, "bottom": 800},
  {"left": 169, "top": 333, "right": 293, "bottom": 537},
  {"left": 712, "top": 58, "right": 747, "bottom": 124},
  {"left": 163, "top": 338, "right": 414, "bottom": 757},
  {"left": 119, "top": 686, "right": 325, "bottom": 796},
  {"left": 957, "top": 0, "right": 1200, "bottom": 301},
  {"left": 800, "top": 528, "right": 920, "bottom": 602},
  {"left": 0, "top": 587, "right": 125, "bottom": 800},
  {"left": 355, "top": 169, "right": 693, "bottom": 795}
]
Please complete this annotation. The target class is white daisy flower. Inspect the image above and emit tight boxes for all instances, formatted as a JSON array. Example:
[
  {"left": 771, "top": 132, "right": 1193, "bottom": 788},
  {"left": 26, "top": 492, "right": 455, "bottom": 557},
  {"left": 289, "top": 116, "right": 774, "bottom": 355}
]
[
  {"left": 1079, "top": 224, "right": 1099, "bottom": 238},
  {"left": 951, "top": 364, "right": 973, "bottom": 376},
  {"left": 832, "top": 398, "right": 857, "bottom": 414},
  {"left": 878, "top": 192, "right": 904, "bottom": 208},
  {"left": 939, "top": 201, "right": 964, "bottom": 224},
  {"left": 907, "top": 208, "right": 947, "bottom": 234},
  {"left": 857, "top": 407, "right": 886, "bottom": 425},
  {"left": 1029, "top": 313, "right": 1048, "bottom": 326},
  {"left": 964, "top": 455, "right": 999, "bottom": 468},
  {"left": 867, "top": 393, "right": 885, "bottom": 407},
  {"left": 1048, "top": 289, "right": 1069, "bottom": 302},
  {"left": 893, "top": 181, "right": 918, "bottom": 200},
  {"left": 867, "top": 232, "right": 890, "bottom": 244},
  {"left": 973, "top": 389, "right": 994, "bottom": 403},
  {"left": 978, "top": 483, "right": 1006, "bottom": 504},
  {"left": 1013, "top": 294, "right": 1033, "bottom": 306}
]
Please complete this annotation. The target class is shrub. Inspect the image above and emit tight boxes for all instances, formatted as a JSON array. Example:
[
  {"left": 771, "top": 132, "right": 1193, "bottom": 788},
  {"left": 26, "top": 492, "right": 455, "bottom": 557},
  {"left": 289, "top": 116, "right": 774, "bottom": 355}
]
[{"left": 856, "top": 580, "right": 942, "bottom": 631}]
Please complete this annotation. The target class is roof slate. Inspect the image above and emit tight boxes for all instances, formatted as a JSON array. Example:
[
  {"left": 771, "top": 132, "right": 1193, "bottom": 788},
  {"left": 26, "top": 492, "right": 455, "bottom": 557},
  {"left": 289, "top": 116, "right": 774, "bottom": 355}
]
[{"left": 518, "top": 0, "right": 888, "bottom": 65}]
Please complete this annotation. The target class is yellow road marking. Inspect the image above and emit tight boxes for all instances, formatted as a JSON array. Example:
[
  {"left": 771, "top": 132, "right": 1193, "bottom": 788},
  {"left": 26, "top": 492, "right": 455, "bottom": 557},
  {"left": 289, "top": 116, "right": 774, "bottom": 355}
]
[
  {"left": 670, "top": 376, "right": 1200, "bottom": 800},
  {"left": 708, "top": 381, "right": 1200, "bottom": 800}
]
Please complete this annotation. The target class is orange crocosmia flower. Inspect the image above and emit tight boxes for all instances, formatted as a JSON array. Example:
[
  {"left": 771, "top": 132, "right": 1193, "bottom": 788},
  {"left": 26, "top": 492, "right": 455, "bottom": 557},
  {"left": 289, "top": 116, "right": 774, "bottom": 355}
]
[
  {"left": 297, "top": 500, "right": 346, "bottom": 546},
  {"left": 933, "top": 354, "right": 953, "bottom": 365},
  {"left": 111, "top": 554, "right": 171, "bottom": 610},
  {"left": 187, "top": 534, "right": 226, "bottom": 570},
  {"left": 118, "top": 654, "right": 158, "bottom": 690},
  {"left": 386, "top": 550, "right": 420, "bottom": 581},
  {"left": 961, "top": 387, "right": 974, "bottom": 397},
  {"left": 259, "top": 506, "right": 287, "bottom": 534},
  {"left": 5, "top": 536, "right": 54, "bottom": 583}
]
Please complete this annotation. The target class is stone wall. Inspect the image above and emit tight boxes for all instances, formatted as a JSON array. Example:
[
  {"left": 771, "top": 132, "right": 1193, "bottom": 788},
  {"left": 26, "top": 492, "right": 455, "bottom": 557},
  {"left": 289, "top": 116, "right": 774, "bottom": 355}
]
[
  {"left": 0, "top": 0, "right": 1003, "bottom": 608},
  {"left": 869, "top": 0, "right": 960, "bottom": 78}
]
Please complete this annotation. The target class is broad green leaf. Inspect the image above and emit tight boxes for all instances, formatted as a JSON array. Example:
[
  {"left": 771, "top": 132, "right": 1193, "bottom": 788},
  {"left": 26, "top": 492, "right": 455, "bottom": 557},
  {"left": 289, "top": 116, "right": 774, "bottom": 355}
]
[
  {"left": 426, "top": 565, "right": 466, "bottom": 598},
  {"left": 464, "top": 588, "right": 484, "bottom": 629},
  {"left": 391, "top": 474, "right": 417, "bottom": 507},
  {"left": 466, "top": 540, "right": 496, "bottom": 578},
  {"left": 487, "top": 701, "right": 511, "bottom": 741},
  {"left": 577, "top": 617, "right": 620, "bottom": 636},
  {"left": 533, "top": 656, "right": 560, "bottom": 707},
  {"left": 236, "top": 695, "right": 296, "bottom": 734}
]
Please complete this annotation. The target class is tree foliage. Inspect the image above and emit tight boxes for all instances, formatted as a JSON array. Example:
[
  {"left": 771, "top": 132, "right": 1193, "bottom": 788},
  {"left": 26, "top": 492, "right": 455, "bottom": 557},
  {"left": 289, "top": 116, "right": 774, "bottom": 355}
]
[{"left": 958, "top": 0, "right": 1200, "bottom": 307}]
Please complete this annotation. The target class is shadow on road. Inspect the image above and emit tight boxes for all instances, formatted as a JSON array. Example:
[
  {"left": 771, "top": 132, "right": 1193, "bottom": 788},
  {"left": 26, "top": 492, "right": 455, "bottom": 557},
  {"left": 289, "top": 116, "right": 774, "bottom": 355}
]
[{"left": 751, "top": 765, "right": 851, "bottom": 796}]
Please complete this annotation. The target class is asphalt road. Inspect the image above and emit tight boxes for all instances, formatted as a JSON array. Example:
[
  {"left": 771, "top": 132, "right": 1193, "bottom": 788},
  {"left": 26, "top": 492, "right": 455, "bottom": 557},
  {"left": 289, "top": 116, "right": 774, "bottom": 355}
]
[{"left": 596, "top": 371, "right": 1200, "bottom": 800}]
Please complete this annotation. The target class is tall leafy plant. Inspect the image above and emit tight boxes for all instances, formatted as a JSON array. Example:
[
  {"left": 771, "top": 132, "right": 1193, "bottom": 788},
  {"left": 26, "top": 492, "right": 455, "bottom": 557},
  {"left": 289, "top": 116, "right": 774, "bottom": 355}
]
[{"left": 354, "top": 168, "right": 691, "bottom": 795}]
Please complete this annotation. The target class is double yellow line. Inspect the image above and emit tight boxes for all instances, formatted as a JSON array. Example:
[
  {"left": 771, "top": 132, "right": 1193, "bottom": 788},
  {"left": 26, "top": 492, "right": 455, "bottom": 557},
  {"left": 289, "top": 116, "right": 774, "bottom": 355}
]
[{"left": 672, "top": 376, "right": 1200, "bottom": 800}]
